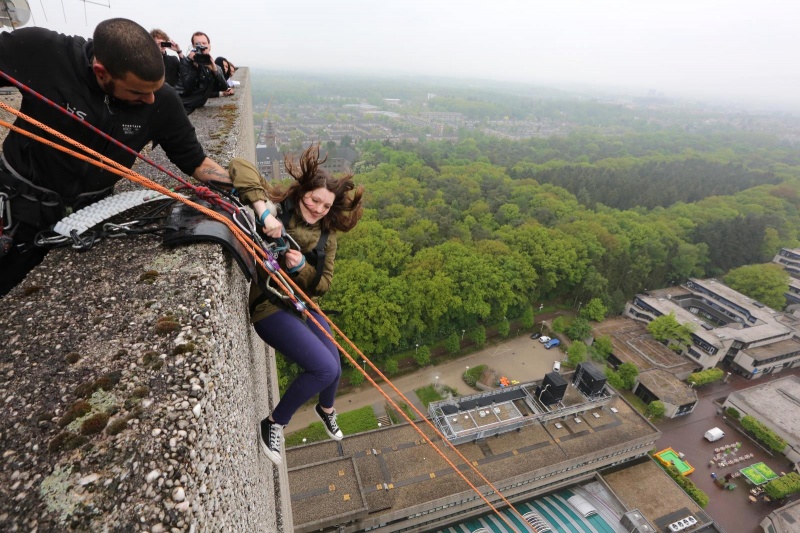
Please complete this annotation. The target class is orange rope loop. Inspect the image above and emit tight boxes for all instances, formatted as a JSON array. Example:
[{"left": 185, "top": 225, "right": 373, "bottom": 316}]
[{"left": 0, "top": 102, "right": 533, "bottom": 532}]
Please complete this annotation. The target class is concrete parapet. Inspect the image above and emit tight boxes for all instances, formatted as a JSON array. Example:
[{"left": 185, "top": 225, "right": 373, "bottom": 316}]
[{"left": 0, "top": 68, "right": 293, "bottom": 532}]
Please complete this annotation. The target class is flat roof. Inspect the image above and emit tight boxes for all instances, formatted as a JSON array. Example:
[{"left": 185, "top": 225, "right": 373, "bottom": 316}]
[
  {"left": 286, "top": 393, "right": 659, "bottom": 529},
  {"left": 604, "top": 460, "right": 705, "bottom": 529},
  {"left": 727, "top": 375, "right": 800, "bottom": 444},
  {"left": 770, "top": 499, "right": 800, "bottom": 532},
  {"left": 593, "top": 317, "right": 695, "bottom": 374},
  {"left": 744, "top": 336, "right": 800, "bottom": 361},
  {"left": 637, "top": 369, "right": 697, "bottom": 406}
]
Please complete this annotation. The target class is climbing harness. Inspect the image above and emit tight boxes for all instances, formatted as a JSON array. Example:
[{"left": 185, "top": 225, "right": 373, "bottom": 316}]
[{"left": 0, "top": 68, "right": 536, "bottom": 532}]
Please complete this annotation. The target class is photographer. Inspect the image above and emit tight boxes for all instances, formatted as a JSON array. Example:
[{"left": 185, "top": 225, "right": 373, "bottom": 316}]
[
  {"left": 150, "top": 28, "right": 183, "bottom": 89},
  {"left": 178, "top": 31, "right": 231, "bottom": 115}
]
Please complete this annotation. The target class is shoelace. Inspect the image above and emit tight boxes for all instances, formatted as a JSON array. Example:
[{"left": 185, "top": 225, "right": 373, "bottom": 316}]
[
  {"left": 269, "top": 424, "right": 283, "bottom": 449},
  {"left": 325, "top": 412, "right": 340, "bottom": 432}
]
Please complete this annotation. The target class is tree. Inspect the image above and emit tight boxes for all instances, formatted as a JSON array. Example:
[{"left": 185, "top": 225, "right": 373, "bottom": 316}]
[
  {"left": 498, "top": 317, "right": 511, "bottom": 338},
  {"left": 647, "top": 312, "right": 695, "bottom": 350},
  {"left": 552, "top": 316, "right": 568, "bottom": 333},
  {"left": 414, "top": 345, "right": 431, "bottom": 367},
  {"left": 520, "top": 306, "right": 534, "bottom": 330},
  {"left": 469, "top": 325, "right": 487, "bottom": 348},
  {"left": 566, "top": 317, "right": 592, "bottom": 341},
  {"left": 445, "top": 332, "right": 460, "bottom": 354},
  {"left": 566, "top": 342, "right": 587, "bottom": 367},
  {"left": 646, "top": 400, "right": 666, "bottom": 420},
  {"left": 724, "top": 263, "right": 789, "bottom": 310},
  {"left": 580, "top": 298, "right": 607, "bottom": 322},
  {"left": 592, "top": 336, "right": 613, "bottom": 360},
  {"left": 617, "top": 362, "right": 639, "bottom": 390}
]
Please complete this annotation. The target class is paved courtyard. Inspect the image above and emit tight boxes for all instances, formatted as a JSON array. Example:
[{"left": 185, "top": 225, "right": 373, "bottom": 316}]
[{"left": 654, "top": 368, "right": 800, "bottom": 533}]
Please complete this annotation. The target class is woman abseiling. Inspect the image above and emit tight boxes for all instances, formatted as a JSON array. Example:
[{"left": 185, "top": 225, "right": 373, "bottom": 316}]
[{"left": 228, "top": 144, "right": 364, "bottom": 466}]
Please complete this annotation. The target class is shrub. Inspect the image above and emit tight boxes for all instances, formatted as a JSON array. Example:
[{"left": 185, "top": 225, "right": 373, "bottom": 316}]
[
  {"left": 349, "top": 367, "right": 365, "bottom": 386},
  {"left": 463, "top": 365, "right": 487, "bottom": 387},
  {"left": 726, "top": 406, "right": 740, "bottom": 419},
  {"left": 741, "top": 415, "right": 787, "bottom": 452},
  {"left": 566, "top": 317, "right": 592, "bottom": 341},
  {"left": 520, "top": 306, "right": 534, "bottom": 329},
  {"left": 765, "top": 472, "right": 800, "bottom": 500},
  {"left": 445, "top": 332, "right": 460, "bottom": 354},
  {"left": 469, "top": 326, "right": 486, "bottom": 348},
  {"left": 414, "top": 345, "right": 431, "bottom": 367},
  {"left": 687, "top": 367, "right": 725, "bottom": 386},
  {"left": 383, "top": 359, "right": 399, "bottom": 376},
  {"left": 592, "top": 336, "right": 613, "bottom": 359},
  {"left": 646, "top": 401, "right": 666, "bottom": 420},
  {"left": 552, "top": 316, "right": 568, "bottom": 333},
  {"left": 660, "top": 462, "right": 709, "bottom": 508},
  {"left": 498, "top": 318, "right": 510, "bottom": 338}
]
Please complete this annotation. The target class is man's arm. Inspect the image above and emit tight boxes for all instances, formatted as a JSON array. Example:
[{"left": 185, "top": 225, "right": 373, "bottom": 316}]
[{"left": 192, "top": 157, "right": 231, "bottom": 184}]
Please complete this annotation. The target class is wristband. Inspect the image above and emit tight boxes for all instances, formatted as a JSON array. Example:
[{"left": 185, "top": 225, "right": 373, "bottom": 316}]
[
  {"left": 257, "top": 209, "right": 271, "bottom": 226},
  {"left": 287, "top": 256, "right": 306, "bottom": 273}
]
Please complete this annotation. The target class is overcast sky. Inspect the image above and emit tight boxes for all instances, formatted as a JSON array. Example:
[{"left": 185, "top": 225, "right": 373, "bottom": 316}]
[{"left": 13, "top": 0, "right": 800, "bottom": 110}]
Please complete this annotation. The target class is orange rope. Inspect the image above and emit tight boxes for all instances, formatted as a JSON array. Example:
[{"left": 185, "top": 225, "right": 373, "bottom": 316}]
[{"left": 0, "top": 103, "right": 532, "bottom": 532}]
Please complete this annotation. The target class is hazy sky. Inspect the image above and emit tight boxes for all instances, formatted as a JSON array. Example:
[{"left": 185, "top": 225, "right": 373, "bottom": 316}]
[{"left": 11, "top": 0, "right": 800, "bottom": 109}]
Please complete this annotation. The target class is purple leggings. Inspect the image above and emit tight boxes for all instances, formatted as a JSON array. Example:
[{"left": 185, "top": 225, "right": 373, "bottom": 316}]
[{"left": 254, "top": 309, "right": 340, "bottom": 427}]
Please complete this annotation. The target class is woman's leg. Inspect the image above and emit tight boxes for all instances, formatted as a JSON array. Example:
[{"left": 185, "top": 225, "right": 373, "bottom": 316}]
[{"left": 254, "top": 310, "right": 341, "bottom": 427}]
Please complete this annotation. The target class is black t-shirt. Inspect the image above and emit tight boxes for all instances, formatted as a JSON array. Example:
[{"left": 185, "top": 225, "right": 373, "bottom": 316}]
[
  {"left": 0, "top": 27, "right": 206, "bottom": 200},
  {"left": 163, "top": 54, "right": 181, "bottom": 89}
]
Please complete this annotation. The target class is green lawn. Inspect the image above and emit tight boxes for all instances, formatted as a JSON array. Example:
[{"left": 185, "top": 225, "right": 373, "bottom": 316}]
[
  {"left": 286, "top": 406, "right": 378, "bottom": 447},
  {"left": 416, "top": 384, "right": 445, "bottom": 408}
]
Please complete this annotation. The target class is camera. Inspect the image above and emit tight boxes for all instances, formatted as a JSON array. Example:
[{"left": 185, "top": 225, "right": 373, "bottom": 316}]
[
  {"left": 192, "top": 45, "right": 212, "bottom": 65},
  {"left": 160, "top": 41, "right": 173, "bottom": 48}
]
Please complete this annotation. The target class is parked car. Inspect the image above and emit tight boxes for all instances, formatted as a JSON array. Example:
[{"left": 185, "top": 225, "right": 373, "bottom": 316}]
[
  {"left": 538, "top": 336, "right": 551, "bottom": 344},
  {"left": 530, "top": 332, "right": 541, "bottom": 339},
  {"left": 552, "top": 361, "right": 561, "bottom": 372},
  {"left": 544, "top": 338, "right": 561, "bottom": 349}
]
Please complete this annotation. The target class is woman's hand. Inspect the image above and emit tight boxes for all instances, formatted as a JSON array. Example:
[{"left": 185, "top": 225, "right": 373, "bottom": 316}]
[
  {"left": 260, "top": 213, "right": 283, "bottom": 238},
  {"left": 285, "top": 249, "right": 305, "bottom": 270}
]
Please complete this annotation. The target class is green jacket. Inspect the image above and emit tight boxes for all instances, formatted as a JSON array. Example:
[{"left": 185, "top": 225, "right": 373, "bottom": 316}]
[{"left": 228, "top": 158, "right": 337, "bottom": 322}]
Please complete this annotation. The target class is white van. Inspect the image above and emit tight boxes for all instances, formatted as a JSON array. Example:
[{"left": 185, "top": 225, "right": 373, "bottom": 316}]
[
  {"left": 552, "top": 361, "right": 561, "bottom": 372},
  {"left": 704, "top": 427, "right": 725, "bottom": 442}
]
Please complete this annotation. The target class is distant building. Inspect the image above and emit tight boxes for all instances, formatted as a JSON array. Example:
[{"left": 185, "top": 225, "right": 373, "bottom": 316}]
[
  {"left": 773, "top": 247, "right": 800, "bottom": 307},
  {"left": 722, "top": 375, "right": 800, "bottom": 463},
  {"left": 625, "top": 278, "right": 800, "bottom": 379}
]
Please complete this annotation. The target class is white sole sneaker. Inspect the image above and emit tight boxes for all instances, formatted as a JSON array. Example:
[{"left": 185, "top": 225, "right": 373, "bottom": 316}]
[
  {"left": 315, "top": 404, "right": 344, "bottom": 441},
  {"left": 258, "top": 422, "right": 283, "bottom": 466}
]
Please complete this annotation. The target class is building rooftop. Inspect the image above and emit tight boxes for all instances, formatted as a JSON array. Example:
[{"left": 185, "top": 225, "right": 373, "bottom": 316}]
[
  {"left": 593, "top": 317, "right": 695, "bottom": 374},
  {"left": 637, "top": 369, "right": 697, "bottom": 406},
  {"left": 745, "top": 336, "right": 800, "bottom": 361},
  {"left": 726, "top": 375, "right": 800, "bottom": 444},
  {"left": 768, "top": 498, "right": 800, "bottom": 532},
  {"left": 286, "top": 390, "right": 659, "bottom": 530}
]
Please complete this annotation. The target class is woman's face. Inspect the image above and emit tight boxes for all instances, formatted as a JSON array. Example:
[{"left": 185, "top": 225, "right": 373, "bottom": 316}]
[{"left": 299, "top": 187, "right": 335, "bottom": 224}]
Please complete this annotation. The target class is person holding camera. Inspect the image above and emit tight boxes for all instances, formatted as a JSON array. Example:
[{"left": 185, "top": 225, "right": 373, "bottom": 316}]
[
  {"left": 178, "top": 31, "right": 231, "bottom": 115},
  {"left": 150, "top": 28, "right": 184, "bottom": 89}
]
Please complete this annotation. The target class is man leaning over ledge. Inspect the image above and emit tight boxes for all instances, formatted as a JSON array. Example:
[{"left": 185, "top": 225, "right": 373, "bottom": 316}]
[{"left": 0, "top": 18, "right": 232, "bottom": 297}]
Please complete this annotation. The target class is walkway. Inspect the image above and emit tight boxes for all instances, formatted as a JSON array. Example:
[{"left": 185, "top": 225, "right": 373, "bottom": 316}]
[{"left": 286, "top": 332, "right": 561, "bottom": 434}]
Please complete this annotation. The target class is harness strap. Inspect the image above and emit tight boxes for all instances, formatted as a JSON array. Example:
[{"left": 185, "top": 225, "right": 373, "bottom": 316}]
[{"left": 249, "top": 199, "right": 329, "bottom": 315}]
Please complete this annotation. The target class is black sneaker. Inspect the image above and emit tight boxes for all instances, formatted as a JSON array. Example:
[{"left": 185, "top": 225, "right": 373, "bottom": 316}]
[
  {"left": 259, "top": 418, "right": 283, "bottom": 465},
  {"left": 315, "top": 404, "right": 343, "bottom": 441}
]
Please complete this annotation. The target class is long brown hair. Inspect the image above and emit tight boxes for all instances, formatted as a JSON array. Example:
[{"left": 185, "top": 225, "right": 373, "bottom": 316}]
[{"left": 269, "top": 144, "right": 364, "bottom": 232}]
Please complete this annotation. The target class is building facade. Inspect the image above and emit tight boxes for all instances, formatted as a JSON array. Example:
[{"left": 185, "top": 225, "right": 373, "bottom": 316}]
[{"left": 625, "top": 279, "right": 800, "bottom": 379}]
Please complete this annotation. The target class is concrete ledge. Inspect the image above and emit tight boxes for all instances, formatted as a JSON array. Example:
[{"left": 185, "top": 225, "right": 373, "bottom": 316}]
[{"left": 0, "top": 68, "right": 292, "bottom": 532}]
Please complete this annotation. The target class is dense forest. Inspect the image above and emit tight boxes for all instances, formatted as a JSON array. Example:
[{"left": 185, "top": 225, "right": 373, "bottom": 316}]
[
  {"left": 249, "top": 72, "right": 800, "bottom": 366},
  {"left": 319, "top": 137, "right": 800, "bottom": 361}
]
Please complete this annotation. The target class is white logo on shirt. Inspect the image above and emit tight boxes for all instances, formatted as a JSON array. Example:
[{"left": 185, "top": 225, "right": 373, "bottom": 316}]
[
  {"left": 66, "top": 103, "right": 87, "bottom": 121},
  {"left": 122, "top": 123, "right": 141, "bottom": 136}
]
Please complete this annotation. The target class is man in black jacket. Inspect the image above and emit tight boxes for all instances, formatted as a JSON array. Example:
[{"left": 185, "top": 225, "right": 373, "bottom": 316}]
[
  {"left": 0, "top": 18, "right": 232, "bottom": 296},
  {"left": 179, "top": 31, "right": 232, "bottom": 114},
  {"left": 150, "top": 28, "right": 184, "bottom": 89}
]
